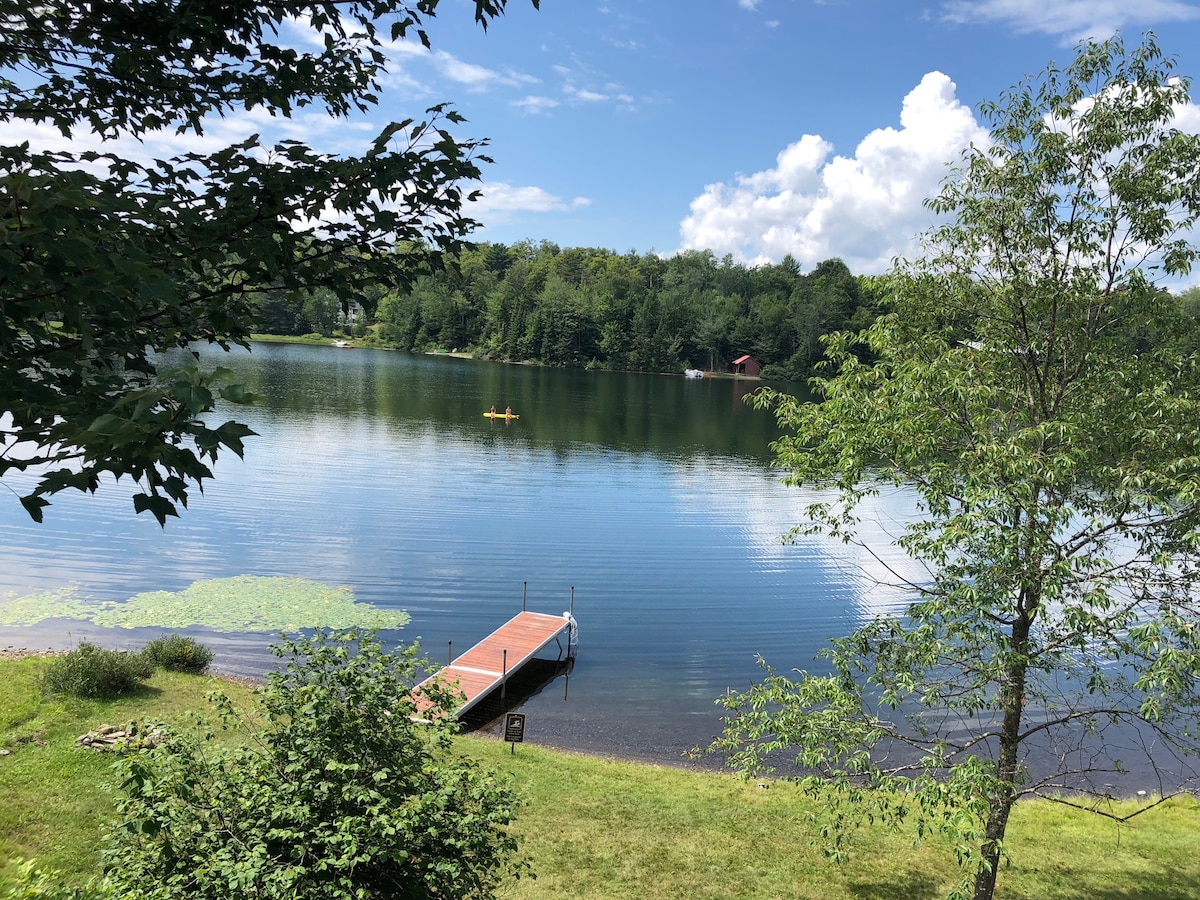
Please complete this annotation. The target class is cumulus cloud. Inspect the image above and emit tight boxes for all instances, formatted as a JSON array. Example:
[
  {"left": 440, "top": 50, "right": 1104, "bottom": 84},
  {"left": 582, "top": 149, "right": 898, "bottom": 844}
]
[
  {"left": 678, "top": 72, "right": 989, "bottom": 272},
  {"left": 1174, "top": 95, "right": 1200, "bottom": 133},
  {"left": 940, "top": 0, "right": 1200, "bottom": 42}
]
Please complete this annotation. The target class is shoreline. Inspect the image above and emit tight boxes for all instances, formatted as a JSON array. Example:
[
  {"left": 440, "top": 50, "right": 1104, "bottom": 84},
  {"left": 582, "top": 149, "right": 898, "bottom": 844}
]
[{"left": 6, "top": 649, "right": 1193, "bottom": 798}]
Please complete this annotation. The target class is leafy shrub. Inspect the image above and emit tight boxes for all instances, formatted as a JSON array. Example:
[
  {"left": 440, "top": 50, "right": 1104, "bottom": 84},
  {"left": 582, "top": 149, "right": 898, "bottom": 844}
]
[
  {"left": 0, "top": 859, "right": 98, "bottom": 899},
  {"left": 102, "top": 629, "right": 526, "bottom": 899},
  {"left": 140, "top": 634, "right": 213, "bottom": 674},
  {"left": 38, "top": 643, "right": 154, "bottom": 699}
]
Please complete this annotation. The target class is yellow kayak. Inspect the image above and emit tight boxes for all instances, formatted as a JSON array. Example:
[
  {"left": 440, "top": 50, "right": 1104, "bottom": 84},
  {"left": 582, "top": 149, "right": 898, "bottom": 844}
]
[{"left": 483, "top": 412, "right": 519, "bottom": 419}]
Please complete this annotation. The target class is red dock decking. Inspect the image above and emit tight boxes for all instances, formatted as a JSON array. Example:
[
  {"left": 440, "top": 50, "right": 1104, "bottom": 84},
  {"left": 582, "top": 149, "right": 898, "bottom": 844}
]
[{"left": 415, "top": 611, "right": 577, "bottom": 718}]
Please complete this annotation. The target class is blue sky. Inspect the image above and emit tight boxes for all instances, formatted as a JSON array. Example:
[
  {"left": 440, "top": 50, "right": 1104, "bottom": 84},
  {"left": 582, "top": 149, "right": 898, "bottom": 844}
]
[
  {"left": 16, "top": 0, "right": 1200, "bottom": 279},
  {"left": 391, "top": 0, "right": 1200, "bottom": 277}
]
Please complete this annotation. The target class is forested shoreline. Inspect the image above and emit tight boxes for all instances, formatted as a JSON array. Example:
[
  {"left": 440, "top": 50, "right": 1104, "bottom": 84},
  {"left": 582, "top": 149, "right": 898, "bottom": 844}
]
[
  {"left": 253, "top": 241, "right": 885, "bottom": 381},
  {"left": 254, "top": 239, "right": 1200, "bottom": 381}
]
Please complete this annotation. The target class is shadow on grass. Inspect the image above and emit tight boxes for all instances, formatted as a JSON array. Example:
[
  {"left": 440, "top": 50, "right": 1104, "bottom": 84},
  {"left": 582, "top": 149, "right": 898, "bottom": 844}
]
[
  {"left": 61, "top": 682, "right": 165, "bottom": 704},
  {"left": 848, "top": 867, "right": 1200, "bottom": 900},
  {"left": 1026, "top": 872, "right": 1200, "bottom": 900},
  {"left": 848, "top": 873, "right": 942, "bottom": 899},
  {"left": 1094, "top": 887, "right": 1200, "bottom": 899},
  {"left": 118, "top": 682, "right": 165, "bottom": 701}
]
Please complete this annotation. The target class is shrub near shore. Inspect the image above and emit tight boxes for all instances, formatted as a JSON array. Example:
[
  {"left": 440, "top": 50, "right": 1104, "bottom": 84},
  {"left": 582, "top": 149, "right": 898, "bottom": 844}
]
[{"left": 1, "top": 655, "right": 1198, "bottom": 898}]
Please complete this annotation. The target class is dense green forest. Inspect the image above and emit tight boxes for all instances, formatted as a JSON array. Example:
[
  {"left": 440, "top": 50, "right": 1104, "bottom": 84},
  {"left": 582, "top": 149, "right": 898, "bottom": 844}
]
[
  {"left": 253, "top": 241, "right": 881, "bottom": 381},
  {"left": 254, "top": 240, "right": 1200, "bottom": 381}
]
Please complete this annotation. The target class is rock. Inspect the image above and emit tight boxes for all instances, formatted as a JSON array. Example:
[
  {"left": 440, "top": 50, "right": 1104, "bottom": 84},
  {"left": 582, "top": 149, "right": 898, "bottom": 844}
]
[{"left": 77, "top": 723, "right": 166, "bottom": 751}]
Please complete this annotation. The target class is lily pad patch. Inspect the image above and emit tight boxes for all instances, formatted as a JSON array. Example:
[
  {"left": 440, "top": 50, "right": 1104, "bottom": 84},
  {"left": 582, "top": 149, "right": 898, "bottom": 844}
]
[{"left": 0, "top": 576, "right": 409, "bottom": 632}]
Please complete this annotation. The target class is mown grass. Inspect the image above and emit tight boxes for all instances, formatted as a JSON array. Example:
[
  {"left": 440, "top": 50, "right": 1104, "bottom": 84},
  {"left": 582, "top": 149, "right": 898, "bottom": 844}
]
[
  {"left": 248, "top": 333, "right": 340, "bottom": 345},
  {"left": 468, "top": 737, "right": 1200, "bottom": 899},
  {"left": 2, "top": 656, "right": 1197, "bottom": 898},
  {"left": 0, "top": 656, "right": 258, "bottom": 886}
]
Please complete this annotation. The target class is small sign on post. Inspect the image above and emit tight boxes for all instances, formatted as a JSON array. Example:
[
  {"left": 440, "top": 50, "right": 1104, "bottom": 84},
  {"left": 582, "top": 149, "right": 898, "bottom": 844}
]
[{"left": 504, "top": 713, "right": 526, "bottom": 753}]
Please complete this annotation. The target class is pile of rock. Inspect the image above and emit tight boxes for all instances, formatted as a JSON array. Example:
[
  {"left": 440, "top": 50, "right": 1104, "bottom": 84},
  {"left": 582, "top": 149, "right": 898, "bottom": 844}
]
[{"left": 76, "top": 723, "right": 166, "bottom": 751}]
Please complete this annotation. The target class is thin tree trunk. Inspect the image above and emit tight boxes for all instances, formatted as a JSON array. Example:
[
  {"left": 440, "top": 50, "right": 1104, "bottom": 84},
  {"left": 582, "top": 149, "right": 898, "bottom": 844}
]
[
  {"left": 972, "top": 776, "right": 1015, "bottom": 900},
  {"left": 973, "top": 611, "right": 1031, "bottom": 900}
]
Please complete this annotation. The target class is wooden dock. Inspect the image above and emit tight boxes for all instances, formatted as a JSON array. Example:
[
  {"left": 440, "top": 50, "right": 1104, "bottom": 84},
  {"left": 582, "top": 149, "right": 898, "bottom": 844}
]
[{"left": 415, "top": 610, "right": 578, "bottom": 718}]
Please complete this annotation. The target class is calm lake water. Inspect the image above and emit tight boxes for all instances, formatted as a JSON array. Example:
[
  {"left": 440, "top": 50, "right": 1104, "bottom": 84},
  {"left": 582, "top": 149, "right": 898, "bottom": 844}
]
[{"left": 0, "top": 343, "right": 947, "bottom": 763}]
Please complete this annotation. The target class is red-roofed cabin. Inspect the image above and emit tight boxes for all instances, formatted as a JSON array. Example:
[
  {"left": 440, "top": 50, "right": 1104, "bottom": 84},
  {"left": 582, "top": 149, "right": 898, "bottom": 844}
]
[{"left": 731, "top": 354, "right": 761, "bottom": 377}]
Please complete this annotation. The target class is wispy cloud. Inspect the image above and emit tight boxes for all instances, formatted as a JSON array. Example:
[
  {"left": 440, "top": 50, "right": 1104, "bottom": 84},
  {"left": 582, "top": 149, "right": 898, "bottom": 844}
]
[
  {"left": 567, "top": 86, "right": 609, "bottom": 102},
  {"left": 10, "top": 107, "right": 374, "bottom": 166},
  {"left": 940, "top": 0, "right": 1200, "bottom": 42},
  {"left": 512, "top": 95, "right": 560, "bottom": 114},
  {"left": 470, "top": 183, "right": 592, "bottom": 219}
]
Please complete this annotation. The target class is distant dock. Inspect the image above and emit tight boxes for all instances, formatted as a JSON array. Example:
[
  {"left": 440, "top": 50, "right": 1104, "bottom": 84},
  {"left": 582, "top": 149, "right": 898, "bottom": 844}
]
[{"left": 415, "top": 609, "right": 578, "bottom": 718}]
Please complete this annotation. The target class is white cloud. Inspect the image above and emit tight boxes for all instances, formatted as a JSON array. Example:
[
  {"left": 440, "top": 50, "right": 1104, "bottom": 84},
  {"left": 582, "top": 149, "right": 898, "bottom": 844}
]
[
  {"left": 469, "top": 183, "right": 591, "bottom": 218},
  {"left": 512, "top": 95, "right": 560, "bottom": 114},
  {"left": 10, "top": 107, "right": 374, "bottom": 169},
  {"left": 431, "top": 50, "right": 500, "bottom": 87},
  {"left": 424, "top": 49, "right": 538, "bottom": 90},
  {"left": 568, "top": 87, "right": 609, "bottom": 102},
  {"left": 678, "top": 72, "right": 988, "bottom": 272},
  {"left": 373, "top": 37, "right": 539, "bottom": 96},
  {"left": 940, "top": 0, "right": 1200, "bottom": 42}
]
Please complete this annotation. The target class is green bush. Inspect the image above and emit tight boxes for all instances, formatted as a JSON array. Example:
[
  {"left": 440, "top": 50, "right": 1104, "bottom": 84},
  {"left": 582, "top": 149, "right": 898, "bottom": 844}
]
[
  {"left": 102, "top": 629, "right": 525, "bottom": 899},
  {"left": 38, "top": 643, "right": 154, "bottom": 700},
  {"left": 1, "top": 859, "right": 96, "bottom": 899},
  {"left": 141, "top": 634, "right": 213, "bottom": 674}
]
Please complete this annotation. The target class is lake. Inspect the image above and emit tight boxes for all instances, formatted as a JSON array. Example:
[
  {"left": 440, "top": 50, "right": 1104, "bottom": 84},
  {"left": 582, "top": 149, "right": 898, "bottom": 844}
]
[{"left": 0, "top": 343, "right": 964, "bottom": 764}]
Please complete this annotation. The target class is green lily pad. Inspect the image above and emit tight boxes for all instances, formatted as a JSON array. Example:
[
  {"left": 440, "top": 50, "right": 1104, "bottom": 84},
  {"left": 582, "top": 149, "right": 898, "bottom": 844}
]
[
  {"left": 0, "top": 586, "right": 96, "bottom": 625},
  {"left": 0, "top": 576, "right": 409, "bottom": 632}
]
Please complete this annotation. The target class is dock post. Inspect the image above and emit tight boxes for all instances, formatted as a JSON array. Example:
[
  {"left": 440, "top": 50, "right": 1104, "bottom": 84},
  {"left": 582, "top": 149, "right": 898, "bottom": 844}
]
[
  {"left": 570, "top": 586, "right": 574, "bottom": 615},
  {"left": 502, "top": 649, "right": 508, "bottom": 699},
  {"left": 523, "top": 581, "right": 527, "bottom": 612},
  {"left": 448, "top": 641, "right": 452, "bottom": 665}
]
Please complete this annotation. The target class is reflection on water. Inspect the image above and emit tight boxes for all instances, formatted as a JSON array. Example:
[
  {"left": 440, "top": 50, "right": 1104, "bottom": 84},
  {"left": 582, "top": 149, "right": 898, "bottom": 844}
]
[{"left": 0, "top": 344, "right": 916, "bottom": 767}]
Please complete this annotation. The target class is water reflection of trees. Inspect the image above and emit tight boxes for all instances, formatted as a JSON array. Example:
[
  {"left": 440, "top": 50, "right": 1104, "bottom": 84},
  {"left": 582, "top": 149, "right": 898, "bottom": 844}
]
[{"left": 199, "top": 343, "right": 797, "bottom": 465}]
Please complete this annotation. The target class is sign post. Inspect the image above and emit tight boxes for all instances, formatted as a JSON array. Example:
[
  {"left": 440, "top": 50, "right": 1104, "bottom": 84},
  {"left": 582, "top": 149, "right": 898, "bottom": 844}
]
[{"left": 504, "top": 713, "right": 525, "bottom": 754}]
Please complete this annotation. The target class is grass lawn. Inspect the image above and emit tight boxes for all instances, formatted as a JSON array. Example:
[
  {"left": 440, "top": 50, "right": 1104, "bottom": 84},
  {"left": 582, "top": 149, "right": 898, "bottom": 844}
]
[{"left": 2, "top": 656, "right": 1197, "bottom": 898}]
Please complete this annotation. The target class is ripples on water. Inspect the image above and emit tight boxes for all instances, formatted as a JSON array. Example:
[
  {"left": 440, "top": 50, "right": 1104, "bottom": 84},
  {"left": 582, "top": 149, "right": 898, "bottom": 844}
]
[{"left": 0, "top": 344, "right": 923, "bottom": 765}]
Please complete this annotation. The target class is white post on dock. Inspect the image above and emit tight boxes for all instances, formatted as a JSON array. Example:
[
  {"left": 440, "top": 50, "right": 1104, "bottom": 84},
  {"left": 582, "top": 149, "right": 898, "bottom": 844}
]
[{"left": 502, "top": 648, "right": 508, "bottom": 699}]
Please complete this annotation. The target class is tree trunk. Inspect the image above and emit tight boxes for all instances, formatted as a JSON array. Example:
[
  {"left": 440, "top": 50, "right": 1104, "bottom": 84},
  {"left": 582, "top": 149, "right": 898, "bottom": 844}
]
[
  {"left": 972, "top": 612, "right": 1031, "bottom": 900},
  {"left": 972, "top": 779, "right": 1015, "bottom": 900}
]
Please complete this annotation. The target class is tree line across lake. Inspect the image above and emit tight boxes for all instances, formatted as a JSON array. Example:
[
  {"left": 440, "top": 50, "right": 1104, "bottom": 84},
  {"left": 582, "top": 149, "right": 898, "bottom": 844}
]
[
  {"left": 256, "top": 242, "right": 883, "bottom": 379},
  {"left": 254, "top": 240, "right": 1200, "bottom": 380}
]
